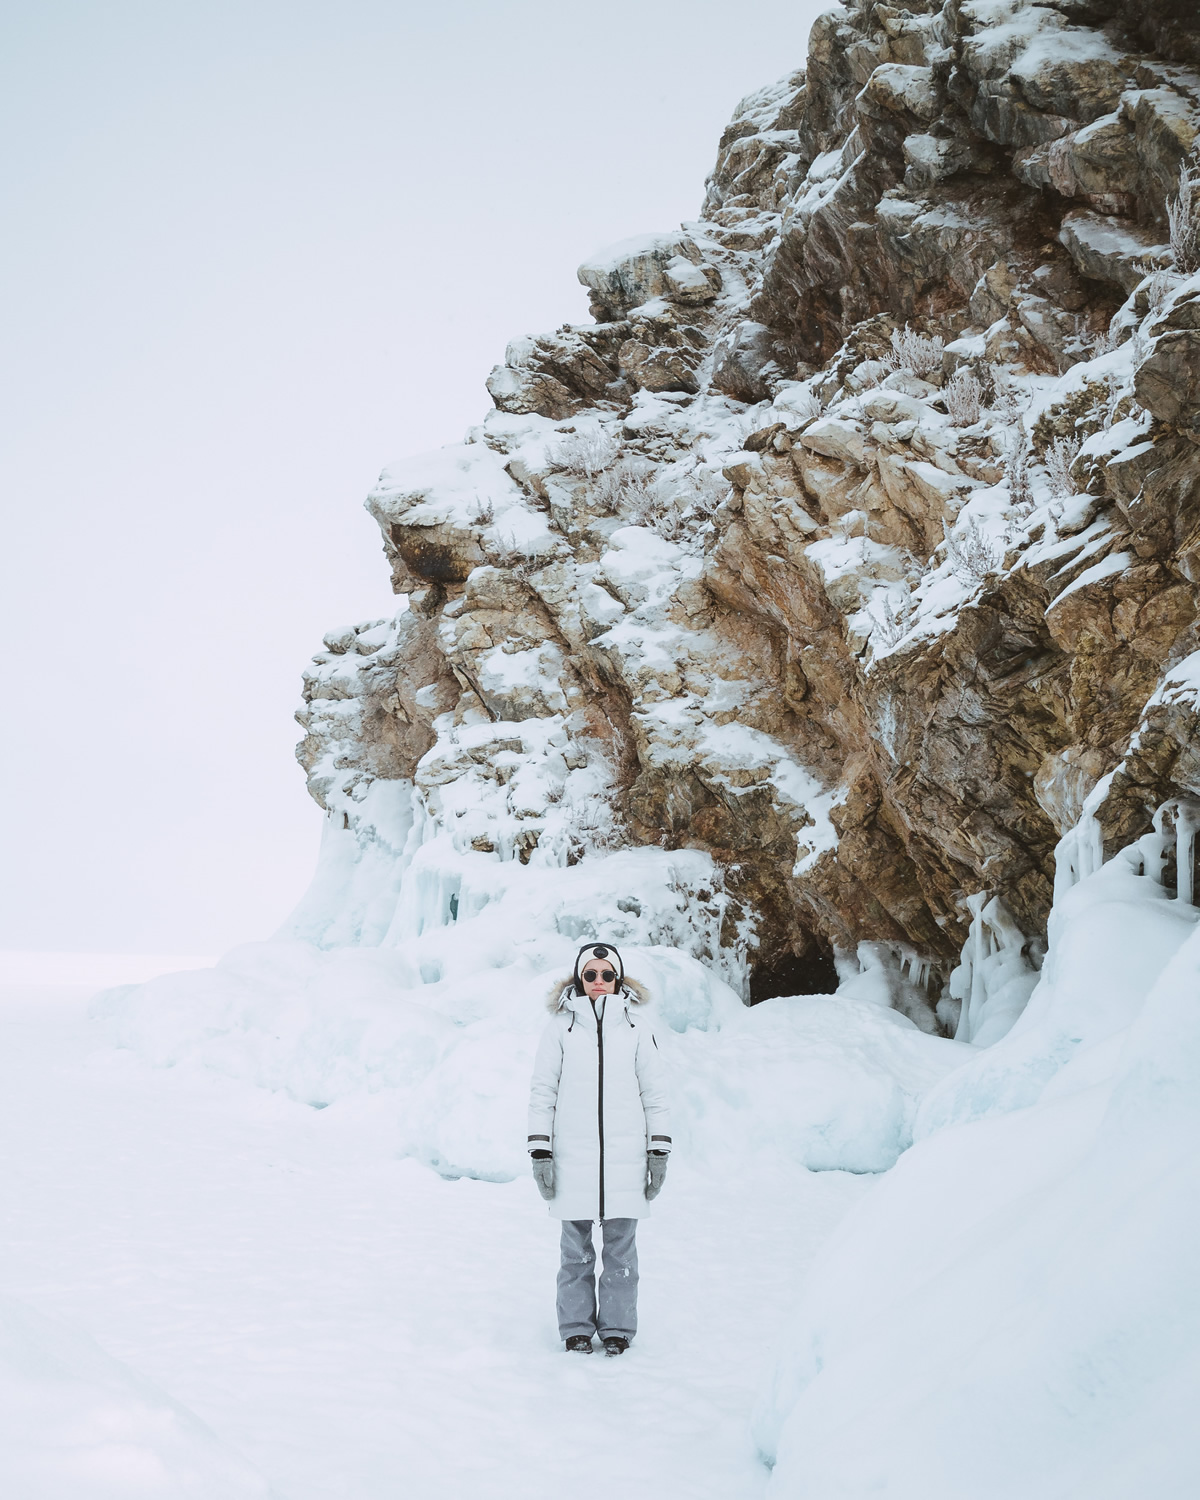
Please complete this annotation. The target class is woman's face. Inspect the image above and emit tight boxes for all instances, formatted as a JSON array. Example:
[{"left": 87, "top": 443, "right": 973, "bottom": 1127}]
[{"left": 581, "top": 958, "right": 618, "bottom": 998}]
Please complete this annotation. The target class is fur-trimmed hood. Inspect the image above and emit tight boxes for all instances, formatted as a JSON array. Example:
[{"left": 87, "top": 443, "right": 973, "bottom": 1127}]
[{"left": 545, "top": 975, "right": 652, "bottom": 1013}]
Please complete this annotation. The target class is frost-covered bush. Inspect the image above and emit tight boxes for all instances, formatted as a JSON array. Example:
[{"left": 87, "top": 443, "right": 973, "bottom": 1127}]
[
  {"left": 1003, "top": 425, "right": 1034, "bottom": 512},
  {"left": 944, "top": 367, "right": 982, "bottom": 426},
  {"left": 1143, "top": 267, "right": 1178, "bottom": 313},
  {"left": 871, "top": 588, "right": 909, "bottom": 649},
  {"left": 1087, "top": 324, "right": 1122, "bottom": 358},
  {"left": 568, "top": 796, "right": 624, "bottom": 859},
  {"left": 1044, "top": 434, "right": 1081, "bottom": 499},
  {"left": 890, "top": 324, "right": 944, "bottom": 378},
  {"left": 1099, "top": 372, "right": 1123, "bottom": 428},
  {"left": 628, "top": 461, "right": 729, "bottom": 550},
  {"left": 849, "top": 356, "right": 896, "bottom": 391},
  {"left": 1077, "top": 372, "right": 1127, "bottom": 436},
  {"left": 490, "top": 532, "right": 540, "bottom": 580},
  {"left": 469, "top": 496, "right": 495, "bottom": 526},
  {"left": 990, "top": 369, "right": 1028, "bottom": 423},
  {"left": 591, "top": 455, "right": 654, "bottom": 516},
  {"left": 945, "top": 516, "right": 1001, "bottom": 583},
  {"left": 1167, "top": 144, "right": 1200, "bottom": 274},
  {"left": 1100, "top": 372, "right": 1125, "bottom": 429},
  {"left": 550, "top": 426, "right": 619, "bottom": 479}
]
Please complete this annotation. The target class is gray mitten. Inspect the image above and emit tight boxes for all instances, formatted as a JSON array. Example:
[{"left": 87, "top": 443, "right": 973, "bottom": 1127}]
[
  {"left": 531, "top": 1154, "right": 555, "bottom": 1201},
  {"left": 645, "top": 1151, "right": 668, "bottom": 1201}
]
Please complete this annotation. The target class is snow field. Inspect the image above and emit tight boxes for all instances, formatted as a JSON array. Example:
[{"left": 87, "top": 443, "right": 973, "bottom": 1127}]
[
  {"left": 10, "top": 767, "right": 1200, "bottom": 1495},
  {"left": 0, "top": 1290, "right": 270, "bottom": 1500},
  {"left": 0, "top": 978, "right": 876, "bottom": 1499}
]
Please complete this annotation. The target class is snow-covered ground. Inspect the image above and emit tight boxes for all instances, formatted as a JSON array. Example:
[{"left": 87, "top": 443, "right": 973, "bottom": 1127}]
[
  {"left": 5, "top": 797, "right": 1200, "bottom": 1498},
  {"left": 0, "top": 963, "right": 888, "bottom": 1500}
]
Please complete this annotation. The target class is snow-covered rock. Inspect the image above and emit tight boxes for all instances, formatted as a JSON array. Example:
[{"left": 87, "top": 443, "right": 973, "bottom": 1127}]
[{"left": 291, "top": 2, "right": 1200, "bottom": 1018}]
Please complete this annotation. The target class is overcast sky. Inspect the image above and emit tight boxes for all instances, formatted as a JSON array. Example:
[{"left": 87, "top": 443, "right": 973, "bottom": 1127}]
[{"left": 1, "top": 0, "right": 822, "bottom": 955}]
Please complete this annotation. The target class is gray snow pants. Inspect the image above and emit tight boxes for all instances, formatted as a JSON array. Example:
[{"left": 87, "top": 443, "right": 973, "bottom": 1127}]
[{"left": 557, "top": 1219, "right": 638, "bottom": 1341}]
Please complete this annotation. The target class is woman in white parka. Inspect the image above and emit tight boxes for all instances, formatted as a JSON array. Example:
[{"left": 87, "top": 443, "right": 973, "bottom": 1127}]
[{"left": 527, "top": 942, "right": 671, "bottom": 1356}]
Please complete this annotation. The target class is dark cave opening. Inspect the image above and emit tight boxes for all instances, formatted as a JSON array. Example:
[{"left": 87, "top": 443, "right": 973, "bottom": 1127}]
[{"left": 749, "top": 945, "right": 841, "bottom": 1004}]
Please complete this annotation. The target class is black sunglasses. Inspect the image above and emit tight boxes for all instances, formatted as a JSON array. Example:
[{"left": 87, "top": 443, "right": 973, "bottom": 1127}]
[{"left": 582, "top": 968, "right": 617, "bottom": 983}]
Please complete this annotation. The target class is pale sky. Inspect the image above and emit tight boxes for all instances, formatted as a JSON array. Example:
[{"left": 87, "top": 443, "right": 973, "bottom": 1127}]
[{"left": 1, "top": 0, "right": 823, "bottom": 954}]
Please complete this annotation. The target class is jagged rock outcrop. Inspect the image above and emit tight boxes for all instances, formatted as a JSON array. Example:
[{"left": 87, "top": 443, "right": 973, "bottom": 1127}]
[{"left": 298, "top": 0, "right": 1200, "bottom": 1010}]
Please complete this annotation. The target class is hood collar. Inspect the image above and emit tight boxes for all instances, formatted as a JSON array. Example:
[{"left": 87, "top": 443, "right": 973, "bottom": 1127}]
[{"left": 546, "top": 973, "right": 651, "bottom": 1012}]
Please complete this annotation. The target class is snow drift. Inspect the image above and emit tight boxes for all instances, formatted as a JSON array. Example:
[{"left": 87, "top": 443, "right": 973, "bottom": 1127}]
[
  {"left": 754, "top": 833, "right": 1200, "bottom": 1499},
  {"left": 0, "top": 1295, "right": 269, "bottom": 1499},
  {"left": 95, "top": 939, "right": 964, "bottom": 1184}
]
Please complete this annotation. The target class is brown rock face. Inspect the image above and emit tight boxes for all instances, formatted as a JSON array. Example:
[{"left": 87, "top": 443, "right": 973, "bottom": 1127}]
[{"left": 300, "top": 0, "right": 1200, "bottom": 1005}]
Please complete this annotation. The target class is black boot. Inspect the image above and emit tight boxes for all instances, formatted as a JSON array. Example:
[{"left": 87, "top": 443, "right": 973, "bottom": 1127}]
[
  {"left": 565, "top": 1335, "right": 593, "bottom": 1353},
  {"left": 602, "top": 1336, "right": 629, "bottom": 1357}
]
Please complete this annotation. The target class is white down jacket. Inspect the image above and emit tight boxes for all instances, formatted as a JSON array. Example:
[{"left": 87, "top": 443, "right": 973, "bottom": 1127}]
[{"left": 527, "top": 977, "right": 671, "bottom": 1221}]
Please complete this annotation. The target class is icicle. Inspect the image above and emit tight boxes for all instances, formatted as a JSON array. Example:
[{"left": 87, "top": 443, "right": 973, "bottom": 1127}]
[
  {"left": 1079, "top": 811, "right": 1104, "bottom": 880},
  {"left": 1053, "top": 771, "right": 1115, "bottom": 898},
  {"left": 1176, "top": 802, "right": 1200, "bottom": 905},
  {"left": 1148, "top": 798, "right": 1200, "bottom": 903},
  {"left": 1146, "top": 802, "right": 1173, "bottom": 886},
  {"left": 950, "top": 893, "right": 1038, "bottom": 1046},
  {"left": 954, "top": 892, "right": 988, "bottom": 1043}
]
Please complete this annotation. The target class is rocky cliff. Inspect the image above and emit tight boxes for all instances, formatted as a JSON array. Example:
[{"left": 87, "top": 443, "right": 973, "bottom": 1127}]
[{"left": 296, "top": 0, "right": 1200, "bottom": 1031}]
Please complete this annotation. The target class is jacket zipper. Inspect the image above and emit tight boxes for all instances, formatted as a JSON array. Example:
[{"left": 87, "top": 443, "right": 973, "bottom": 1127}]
[{"left": 595, "top": 1001, "right": 605, "bottom": 1221}]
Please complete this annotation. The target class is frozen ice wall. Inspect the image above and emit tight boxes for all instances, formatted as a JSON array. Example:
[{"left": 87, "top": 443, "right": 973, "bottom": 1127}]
[
  {"left": 97, "top": 770, "right": 970, "bottom": 1182},
  {"left": 754, "top": 815, "right": 1200, "bottom": 1499}
]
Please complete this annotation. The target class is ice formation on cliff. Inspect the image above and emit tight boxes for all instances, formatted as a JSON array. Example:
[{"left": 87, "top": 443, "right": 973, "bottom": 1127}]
[{"left": 282, "top": 0, "right": 1200, "bottom": 1050}]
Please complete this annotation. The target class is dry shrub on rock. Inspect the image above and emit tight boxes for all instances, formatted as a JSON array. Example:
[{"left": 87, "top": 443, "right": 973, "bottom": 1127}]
[
  {"left": 591, "top": 455, "right": 655, "bottom": 516},
  {"left": 551, "top": 427, "right": 619, "bottom": 479},
  {"left": 1044, "top": 435, "right": 1081, "bottom": 499},
  {"left": 1143, "top": 268, "right": 1178, "bottom": 313},
  {"left": 629, "top": 462, "right": 729, "bottom": 549},
  {"left": 1168, "top": 145, "right": 1200, "bottom": 275},
  {"left": 871, "top": 588, "right": 910, "bottom": 649},
  {"left": 1003, "top": 426, "right": 1034, "bottom": 512},
  {"left": 945, "top": 367, "right": 982, "bottom": 426},
  {"left": 890, "top": 325, "right": 944, "bottom": 379},
  {"left": 945, "top": 516, "right": 1001, "bottom": 584}
]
